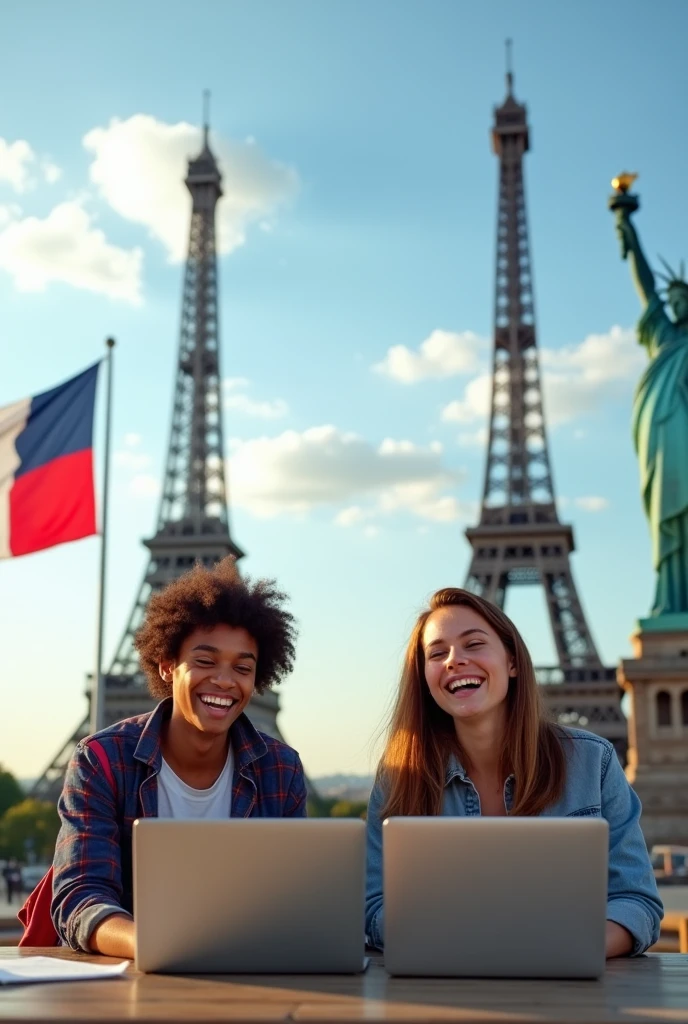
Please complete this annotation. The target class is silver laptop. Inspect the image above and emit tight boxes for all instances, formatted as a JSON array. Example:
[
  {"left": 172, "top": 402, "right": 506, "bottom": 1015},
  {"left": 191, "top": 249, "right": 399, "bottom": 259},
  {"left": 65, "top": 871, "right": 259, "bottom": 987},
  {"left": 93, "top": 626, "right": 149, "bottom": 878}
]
[
  {"left": 383, "top": 817, "right": 608, "bottom": 979},
  {"left": 133, "top": 818, "right": 366, "bottom": 974}
]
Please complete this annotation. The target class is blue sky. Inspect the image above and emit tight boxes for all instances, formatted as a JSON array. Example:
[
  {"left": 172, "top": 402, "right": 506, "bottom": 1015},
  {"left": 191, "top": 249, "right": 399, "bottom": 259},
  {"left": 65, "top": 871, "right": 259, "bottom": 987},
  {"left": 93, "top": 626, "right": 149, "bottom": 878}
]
[{"left": 1, "top": 0, "right": 686, "bottom": 780}]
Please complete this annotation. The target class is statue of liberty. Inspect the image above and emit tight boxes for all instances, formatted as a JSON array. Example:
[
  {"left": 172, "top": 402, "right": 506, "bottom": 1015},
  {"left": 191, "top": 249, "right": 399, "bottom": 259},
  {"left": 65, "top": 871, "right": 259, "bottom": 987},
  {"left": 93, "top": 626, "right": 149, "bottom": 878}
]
[{"left": 610, "top": 176, "right": 688, "bottom": 618}]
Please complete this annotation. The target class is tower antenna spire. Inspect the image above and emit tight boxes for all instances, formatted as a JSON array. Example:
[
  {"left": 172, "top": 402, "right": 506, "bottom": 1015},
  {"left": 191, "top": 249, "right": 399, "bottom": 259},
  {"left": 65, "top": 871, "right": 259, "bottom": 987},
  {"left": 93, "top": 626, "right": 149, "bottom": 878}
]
[
  {"left": 203, "top": 88, "right": 211, "bottom": 147},
  {"left": 505, "top": 38, "right": 513, "bottom": 95}
]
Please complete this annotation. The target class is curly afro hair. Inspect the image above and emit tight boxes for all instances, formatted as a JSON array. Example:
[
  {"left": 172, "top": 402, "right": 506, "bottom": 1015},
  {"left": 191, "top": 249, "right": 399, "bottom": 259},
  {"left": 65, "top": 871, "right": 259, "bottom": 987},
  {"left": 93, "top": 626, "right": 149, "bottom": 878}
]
[{"left": 134, "top": 556, "right": 297, "bottom": 699}]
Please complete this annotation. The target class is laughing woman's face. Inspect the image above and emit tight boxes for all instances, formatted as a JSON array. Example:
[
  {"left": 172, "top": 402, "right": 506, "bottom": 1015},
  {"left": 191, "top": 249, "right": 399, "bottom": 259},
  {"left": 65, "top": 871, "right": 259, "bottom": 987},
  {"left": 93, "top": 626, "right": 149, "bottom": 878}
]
[{"left": 422, "top": 605, "right": 515, "bottom": 727}]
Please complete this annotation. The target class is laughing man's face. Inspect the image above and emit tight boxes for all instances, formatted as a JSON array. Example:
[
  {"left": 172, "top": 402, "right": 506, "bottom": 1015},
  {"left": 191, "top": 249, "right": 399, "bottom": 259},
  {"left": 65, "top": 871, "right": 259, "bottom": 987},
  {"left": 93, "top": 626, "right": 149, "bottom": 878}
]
[{"left": 159, "top": 624, "right": 257, "bottom": 736}]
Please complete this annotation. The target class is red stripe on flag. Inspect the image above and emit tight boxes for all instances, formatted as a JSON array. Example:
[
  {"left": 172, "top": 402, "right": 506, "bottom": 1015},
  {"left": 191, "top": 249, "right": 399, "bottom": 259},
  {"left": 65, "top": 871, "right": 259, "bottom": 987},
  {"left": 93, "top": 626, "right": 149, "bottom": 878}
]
[{"left": 9, "top": 448, "right": 96, "bottom": 556}]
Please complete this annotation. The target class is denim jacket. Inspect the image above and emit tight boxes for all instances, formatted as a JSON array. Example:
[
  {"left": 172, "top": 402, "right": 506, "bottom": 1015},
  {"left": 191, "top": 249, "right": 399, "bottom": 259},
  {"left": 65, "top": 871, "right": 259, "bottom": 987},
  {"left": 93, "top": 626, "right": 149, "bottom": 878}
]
[
  {"left": 52, "top": 698, "right": 307, "bottom": 951},
  {"left": 365, "top": 728, "right": 663, "bottom": 955}
]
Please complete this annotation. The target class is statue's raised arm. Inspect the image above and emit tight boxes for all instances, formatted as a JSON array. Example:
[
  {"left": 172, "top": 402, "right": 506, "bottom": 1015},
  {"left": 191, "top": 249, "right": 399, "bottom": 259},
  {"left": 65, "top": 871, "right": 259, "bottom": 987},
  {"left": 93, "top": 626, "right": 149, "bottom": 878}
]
[{"left": 609, "top": 174, "right": 657, "bottom": 307}]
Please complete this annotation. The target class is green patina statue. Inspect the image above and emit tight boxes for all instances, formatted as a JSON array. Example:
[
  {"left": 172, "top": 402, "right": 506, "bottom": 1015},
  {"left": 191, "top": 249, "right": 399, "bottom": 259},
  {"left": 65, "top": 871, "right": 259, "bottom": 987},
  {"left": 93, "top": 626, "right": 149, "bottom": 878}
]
[{"left": 610, "top": 176, "right": 688, "bottom": 620}]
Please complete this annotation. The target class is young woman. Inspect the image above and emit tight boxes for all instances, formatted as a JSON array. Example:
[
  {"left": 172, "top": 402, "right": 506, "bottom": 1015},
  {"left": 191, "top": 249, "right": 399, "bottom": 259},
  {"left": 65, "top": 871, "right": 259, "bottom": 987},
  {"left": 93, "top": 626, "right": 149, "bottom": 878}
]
[
  {"left": 52, "top": 557, "right": 306, "bottom": 959},
  {"left": 366, "top": 588, "right": 663, "bottom": 958}
]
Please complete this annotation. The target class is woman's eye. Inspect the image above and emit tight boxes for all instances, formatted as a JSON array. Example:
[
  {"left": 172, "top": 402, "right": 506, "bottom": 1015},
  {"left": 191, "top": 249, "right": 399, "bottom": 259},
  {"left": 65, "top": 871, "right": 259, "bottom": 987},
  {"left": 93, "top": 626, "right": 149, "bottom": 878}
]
[
  {"left": 196, "top": 659, "right": 214, "bottom": 666},
  {"left": 236, "top": 665, "right": 252, "bottom": 674},
  {"left": 465, "top": 642, "right": 484, "bottom": 650},
  {"left": 428, "top": 650, "right": 446, "bottom": 659}
]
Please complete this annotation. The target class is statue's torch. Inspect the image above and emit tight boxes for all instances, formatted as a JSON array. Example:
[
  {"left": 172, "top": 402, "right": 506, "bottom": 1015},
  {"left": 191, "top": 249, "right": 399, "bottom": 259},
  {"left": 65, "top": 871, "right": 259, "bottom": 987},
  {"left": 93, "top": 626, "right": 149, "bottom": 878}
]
[{"left": 609, "top": 173, "right": 639, "bottom": 259}]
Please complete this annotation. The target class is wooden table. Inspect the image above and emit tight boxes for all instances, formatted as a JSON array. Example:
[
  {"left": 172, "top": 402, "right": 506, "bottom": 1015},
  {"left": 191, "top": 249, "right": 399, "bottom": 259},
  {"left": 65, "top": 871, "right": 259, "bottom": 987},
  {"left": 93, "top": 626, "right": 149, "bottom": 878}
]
[{"left": 0, "top": 946, "right": 686, "bottom": 1024}]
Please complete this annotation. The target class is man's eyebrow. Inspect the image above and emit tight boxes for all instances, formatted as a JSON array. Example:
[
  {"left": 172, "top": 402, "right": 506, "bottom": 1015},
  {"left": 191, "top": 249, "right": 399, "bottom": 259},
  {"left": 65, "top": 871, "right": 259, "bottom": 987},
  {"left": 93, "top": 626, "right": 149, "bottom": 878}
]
[
  {"left": 425, "top": 628, "right": 488, "bottom": 648},
  {"left": 190, "top": 644, "right": 256, "bottom": 662}
]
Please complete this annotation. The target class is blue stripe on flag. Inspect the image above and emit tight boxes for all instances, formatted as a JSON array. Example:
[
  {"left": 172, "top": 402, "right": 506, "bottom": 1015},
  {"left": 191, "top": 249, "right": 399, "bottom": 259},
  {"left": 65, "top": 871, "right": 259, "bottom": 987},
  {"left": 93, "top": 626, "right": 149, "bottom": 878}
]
[{"left": 14, "top": 363, "right": 100, "bottom": 479}]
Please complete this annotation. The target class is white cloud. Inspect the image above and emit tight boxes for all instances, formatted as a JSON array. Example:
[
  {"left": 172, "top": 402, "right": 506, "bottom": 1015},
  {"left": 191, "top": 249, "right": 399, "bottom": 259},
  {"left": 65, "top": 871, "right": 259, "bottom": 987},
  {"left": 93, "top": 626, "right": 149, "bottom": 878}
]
[
  {"left": 574, "top": 496, "right": 610, "bottom": 512},
  {"left": 334, "top": 506, "right": 368, "bottom": 527},
  {"left": 0, "top": 204, "right": 21, "bottom": 228},
  {"left": 84, "top": 114, "right": 298, "bottom": 262},
  {"left": 442, "top": 375, "right": 492, "bottom": 424},
  {"left": 540, "top": 327, "right": 643, "bottom": 424},
  {"left": 373, "top": 329, "right": 485, "bottom": 383},
  {"left": 225, "top": 393, "right": 288, "bottom": 419},
  {"left": 223, "top": 377, "right": 250, "bottom": 392},
  {"left": 228, "top": 425, "right": 466, "bottom": 524},
  {"left": 129, "top": 473, "right": 160, "bottom": 497},
  {"left": 42, "top": 161, "right": 62, "bottom": 184},
  {"left": 377, "top": 481, "right": 471, "bottom": 522},
  {"left": 441, "top": 376, "right": 492, "bottom": 449},
  {"left": 221, "top": 376, "right": 288, "bottom": 419},
  {"left": 114, "top": 437, "right": 159, "bottom": 497},
  {"left": 439, "top": 327, "right": 643, "bottom": 439},
  {"left": 114, "top": 449, "right": 152, "bottom": 471},
  {"left": 457, "top": 427, "right": 489, "bottom": 449},
  {"left": 0, "top": 138, "right": 35, "bottom": 193},
  {"left": 0, "top": 200, "right": 142, "bottom": 303}
]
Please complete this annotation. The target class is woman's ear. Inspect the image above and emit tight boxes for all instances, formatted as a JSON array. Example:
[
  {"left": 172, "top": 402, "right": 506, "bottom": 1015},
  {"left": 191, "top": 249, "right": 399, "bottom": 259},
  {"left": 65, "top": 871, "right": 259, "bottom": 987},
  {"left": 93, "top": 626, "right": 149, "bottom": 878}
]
[{"left": 508, "top": 660, "right": 517, "bottom": 678}]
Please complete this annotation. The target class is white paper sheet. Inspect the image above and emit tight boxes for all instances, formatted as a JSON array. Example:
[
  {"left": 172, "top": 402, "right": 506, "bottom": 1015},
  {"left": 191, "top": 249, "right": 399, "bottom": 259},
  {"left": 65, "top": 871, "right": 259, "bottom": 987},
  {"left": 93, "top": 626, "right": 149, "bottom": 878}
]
[{"left": 0, "top": 956, "right": 129, "bottom": 985}]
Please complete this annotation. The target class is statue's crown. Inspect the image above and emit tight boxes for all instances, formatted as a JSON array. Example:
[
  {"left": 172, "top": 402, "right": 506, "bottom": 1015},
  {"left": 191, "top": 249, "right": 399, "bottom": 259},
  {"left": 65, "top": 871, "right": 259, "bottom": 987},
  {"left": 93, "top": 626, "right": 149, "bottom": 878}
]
[{"left": 657, "top": 255, "right": 688, "bottom": 297}]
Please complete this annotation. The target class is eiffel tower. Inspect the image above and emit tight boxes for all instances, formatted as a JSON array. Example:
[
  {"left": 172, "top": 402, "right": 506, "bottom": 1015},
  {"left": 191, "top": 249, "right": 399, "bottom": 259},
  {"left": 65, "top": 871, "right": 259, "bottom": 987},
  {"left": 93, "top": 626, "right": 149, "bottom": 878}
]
[
  {"left": 32, "top": 107, "right": 282, "bottom": 802},
  {"left": 463, "top": 58, "right": 627, "bottom": 759}
]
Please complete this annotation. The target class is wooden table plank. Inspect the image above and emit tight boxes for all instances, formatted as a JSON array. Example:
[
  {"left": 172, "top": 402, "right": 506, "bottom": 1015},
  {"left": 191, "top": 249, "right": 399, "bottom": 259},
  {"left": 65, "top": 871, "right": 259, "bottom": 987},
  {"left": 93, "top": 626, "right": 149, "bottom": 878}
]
[{"left": 0, "top": 947, "right": 686, "bottom": 1024}]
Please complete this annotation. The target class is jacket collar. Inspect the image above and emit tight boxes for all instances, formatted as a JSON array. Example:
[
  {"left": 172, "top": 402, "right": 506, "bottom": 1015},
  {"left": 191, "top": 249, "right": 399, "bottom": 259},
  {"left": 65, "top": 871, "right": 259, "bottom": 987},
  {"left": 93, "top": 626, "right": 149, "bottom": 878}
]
[
  {"left": 444, "top": 752, "right": 515, "bottom": 789},
  {"left": 133, "top": 696, "right": 268, "bottom": 773},
  {"left": 445, "top": 752, "right": 469, "bottom": 785}
]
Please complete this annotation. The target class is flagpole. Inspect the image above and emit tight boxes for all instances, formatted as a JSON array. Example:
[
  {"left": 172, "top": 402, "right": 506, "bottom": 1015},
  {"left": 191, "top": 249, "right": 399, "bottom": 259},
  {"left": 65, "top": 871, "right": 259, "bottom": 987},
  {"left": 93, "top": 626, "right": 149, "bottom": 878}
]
[{"left": 91, "top": 337, "right": 115, "bottom": 736}]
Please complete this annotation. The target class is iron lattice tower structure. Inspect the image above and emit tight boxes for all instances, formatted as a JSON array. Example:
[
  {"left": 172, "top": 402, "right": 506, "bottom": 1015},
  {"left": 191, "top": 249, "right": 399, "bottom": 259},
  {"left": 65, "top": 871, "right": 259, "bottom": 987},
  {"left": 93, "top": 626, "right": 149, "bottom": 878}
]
[
  {"left": 32, "top": 114, "right": 282, "bottom": 801},
  {"left": 463, "top": 64, "right": 627, "bottom": 757}
]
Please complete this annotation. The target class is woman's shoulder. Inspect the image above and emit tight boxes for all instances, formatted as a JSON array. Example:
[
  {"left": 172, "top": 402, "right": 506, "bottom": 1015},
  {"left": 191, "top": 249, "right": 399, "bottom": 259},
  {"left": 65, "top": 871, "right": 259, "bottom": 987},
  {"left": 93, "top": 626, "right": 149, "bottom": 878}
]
[
  {"left": 558, "top": 724, "right": 614, "bottom": 747},
  {"left": 556, "top": 726, "right": 617, "bottom": 775}
]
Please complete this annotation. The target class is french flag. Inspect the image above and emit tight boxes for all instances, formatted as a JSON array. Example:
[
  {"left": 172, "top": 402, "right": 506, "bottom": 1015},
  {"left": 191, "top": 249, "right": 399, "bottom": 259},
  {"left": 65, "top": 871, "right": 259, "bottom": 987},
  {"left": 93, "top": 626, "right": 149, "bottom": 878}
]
[{"left": 0, "top": 363, "right": 100, "bottom": 559}]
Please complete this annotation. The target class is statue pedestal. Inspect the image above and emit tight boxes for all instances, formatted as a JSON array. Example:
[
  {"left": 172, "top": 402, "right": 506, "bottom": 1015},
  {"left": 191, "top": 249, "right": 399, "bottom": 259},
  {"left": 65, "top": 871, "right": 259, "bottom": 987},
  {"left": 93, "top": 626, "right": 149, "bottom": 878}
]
[{"left": 617, "top": 618, "right": 688, "bottom": 848}]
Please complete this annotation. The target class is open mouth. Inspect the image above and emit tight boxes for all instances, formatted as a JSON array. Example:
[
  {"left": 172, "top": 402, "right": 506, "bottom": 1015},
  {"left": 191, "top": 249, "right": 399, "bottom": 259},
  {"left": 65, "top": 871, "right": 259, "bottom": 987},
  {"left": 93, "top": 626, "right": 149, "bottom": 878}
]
[
  {"left": 445, "top": 677, "right": 484, "bottom": 697},
  {"left": 197, "top": 694, "right": 238, "bottom": 719}
]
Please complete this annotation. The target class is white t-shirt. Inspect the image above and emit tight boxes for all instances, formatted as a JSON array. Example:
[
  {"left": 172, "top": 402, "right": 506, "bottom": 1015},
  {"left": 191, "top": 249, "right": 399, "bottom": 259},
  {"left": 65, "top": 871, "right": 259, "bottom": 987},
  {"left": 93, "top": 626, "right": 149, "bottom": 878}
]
[{"left": 157, "top": 746, "right": 234, "bottom": 819}]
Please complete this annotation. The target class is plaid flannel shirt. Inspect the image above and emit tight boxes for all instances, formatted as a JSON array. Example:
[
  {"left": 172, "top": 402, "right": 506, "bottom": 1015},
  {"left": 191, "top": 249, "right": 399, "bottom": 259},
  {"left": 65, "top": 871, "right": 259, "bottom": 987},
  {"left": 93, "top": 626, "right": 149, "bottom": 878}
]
[{"left": 52, "top": 697, "right": 307, "bottom": 951}]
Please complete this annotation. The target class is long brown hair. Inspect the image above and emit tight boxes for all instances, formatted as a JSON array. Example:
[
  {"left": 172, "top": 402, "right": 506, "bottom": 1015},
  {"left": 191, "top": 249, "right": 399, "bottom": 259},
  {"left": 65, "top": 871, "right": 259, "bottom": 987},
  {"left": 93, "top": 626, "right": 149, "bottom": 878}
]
[{"left": 378, "top": 588, "right": 566, "bottom": 818}]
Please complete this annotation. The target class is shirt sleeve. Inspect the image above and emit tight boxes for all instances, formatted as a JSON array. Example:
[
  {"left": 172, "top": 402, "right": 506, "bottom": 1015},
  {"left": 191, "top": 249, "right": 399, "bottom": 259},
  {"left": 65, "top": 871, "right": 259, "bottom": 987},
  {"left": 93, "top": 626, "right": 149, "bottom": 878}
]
[
  {"left": 365, "top": 780, "right": 385, "bottom": 949},
  {"left": 602, "top": 749, "right": 664, "bottom": 954},
  {"left": 52, "top": 742, "right": 131, "bottom": 952},
  {"left": 283, "top": 755, "right": 308, "bottom": 817}
]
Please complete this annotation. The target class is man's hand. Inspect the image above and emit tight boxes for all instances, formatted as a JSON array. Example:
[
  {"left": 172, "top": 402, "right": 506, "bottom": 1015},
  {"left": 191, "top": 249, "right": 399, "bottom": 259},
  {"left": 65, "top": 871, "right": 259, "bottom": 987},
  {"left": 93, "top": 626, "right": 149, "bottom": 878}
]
[
  {"left": 89, "top": 914, "right": 135, "bottom": 959},
  {"left": 605, "top": 920, "right": 634, "bottom": 959}
]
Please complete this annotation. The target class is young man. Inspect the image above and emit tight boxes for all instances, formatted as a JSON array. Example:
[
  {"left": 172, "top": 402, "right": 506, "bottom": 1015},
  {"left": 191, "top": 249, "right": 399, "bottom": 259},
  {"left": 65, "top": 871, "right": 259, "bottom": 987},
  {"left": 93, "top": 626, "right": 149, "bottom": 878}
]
[{"left": 52, "top": 558, "right": 306, "bottom": 959}]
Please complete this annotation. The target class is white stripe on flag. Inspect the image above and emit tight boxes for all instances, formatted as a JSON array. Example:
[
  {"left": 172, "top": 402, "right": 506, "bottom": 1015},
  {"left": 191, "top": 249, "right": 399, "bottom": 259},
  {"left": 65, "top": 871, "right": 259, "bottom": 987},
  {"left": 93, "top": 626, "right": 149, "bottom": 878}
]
[{"left": 0, "top": 396, "right": 31, "bottom": 558}]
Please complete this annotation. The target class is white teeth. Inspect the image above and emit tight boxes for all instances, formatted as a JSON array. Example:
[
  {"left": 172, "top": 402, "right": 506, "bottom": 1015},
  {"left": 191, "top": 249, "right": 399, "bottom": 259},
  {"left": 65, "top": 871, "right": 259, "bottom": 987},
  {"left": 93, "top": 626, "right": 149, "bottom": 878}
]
[
  {"left": 447, "top": 678, "right": 483, "bottom": 693},
  {"left": 199, "top": 695, "right": 235, "bottom": 708}
]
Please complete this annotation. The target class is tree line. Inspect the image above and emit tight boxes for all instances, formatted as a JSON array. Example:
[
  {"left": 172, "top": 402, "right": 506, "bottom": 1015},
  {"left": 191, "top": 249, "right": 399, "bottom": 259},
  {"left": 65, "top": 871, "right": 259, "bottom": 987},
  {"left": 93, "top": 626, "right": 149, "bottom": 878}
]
[{"left": 0, "top": 766, "right": 60, "bottom": 864}]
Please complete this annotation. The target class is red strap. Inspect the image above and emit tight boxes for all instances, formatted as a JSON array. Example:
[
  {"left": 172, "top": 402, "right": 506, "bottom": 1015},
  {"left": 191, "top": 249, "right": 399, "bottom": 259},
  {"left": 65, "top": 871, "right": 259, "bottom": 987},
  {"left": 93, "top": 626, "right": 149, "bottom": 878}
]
[{"left": 88, "top": 739, "right": 115, "bottom": 792}]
